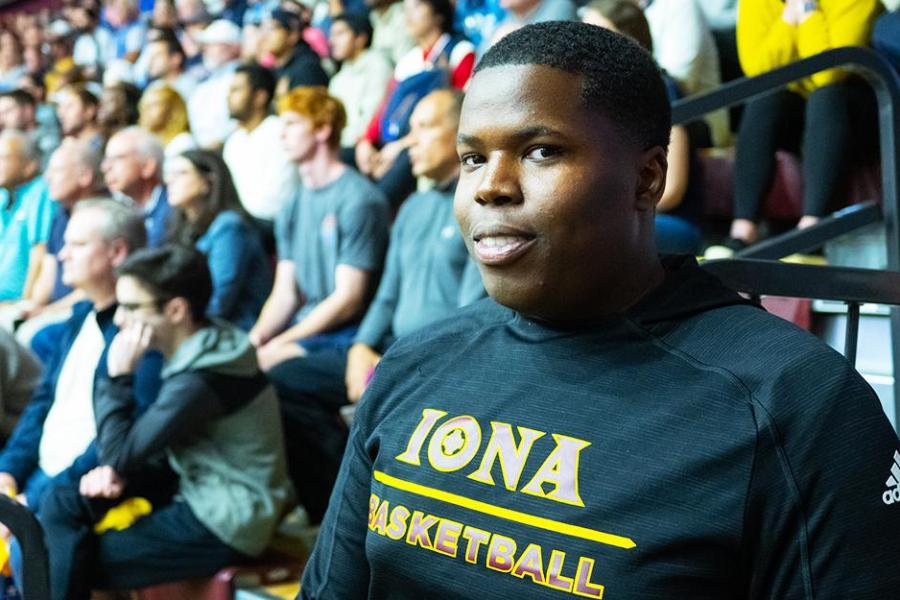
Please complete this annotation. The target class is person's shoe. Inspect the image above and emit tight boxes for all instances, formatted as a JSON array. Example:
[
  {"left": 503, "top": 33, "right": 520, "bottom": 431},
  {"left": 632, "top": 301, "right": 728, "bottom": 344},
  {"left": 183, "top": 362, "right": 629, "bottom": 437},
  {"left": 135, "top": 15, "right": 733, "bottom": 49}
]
[{"left": 703, "top": 237, "right": 749, "bottom": 259}]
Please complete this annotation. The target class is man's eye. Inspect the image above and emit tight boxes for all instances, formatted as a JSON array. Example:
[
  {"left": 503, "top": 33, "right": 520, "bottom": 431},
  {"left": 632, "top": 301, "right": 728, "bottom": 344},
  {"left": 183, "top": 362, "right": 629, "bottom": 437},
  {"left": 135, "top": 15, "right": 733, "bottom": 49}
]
[
  {"left": 525, "top": 145, "right": 561, "bottom": 161},
  {"left": 459, "top": 153, "right": 484, "bottom": 167}
]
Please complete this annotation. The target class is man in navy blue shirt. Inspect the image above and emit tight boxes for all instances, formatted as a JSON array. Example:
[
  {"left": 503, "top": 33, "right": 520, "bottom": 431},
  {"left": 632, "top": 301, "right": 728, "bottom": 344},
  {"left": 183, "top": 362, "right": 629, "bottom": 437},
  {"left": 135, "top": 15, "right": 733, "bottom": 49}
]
[{"left": 300, "top": 22, "right": 900, "bottom": 599}]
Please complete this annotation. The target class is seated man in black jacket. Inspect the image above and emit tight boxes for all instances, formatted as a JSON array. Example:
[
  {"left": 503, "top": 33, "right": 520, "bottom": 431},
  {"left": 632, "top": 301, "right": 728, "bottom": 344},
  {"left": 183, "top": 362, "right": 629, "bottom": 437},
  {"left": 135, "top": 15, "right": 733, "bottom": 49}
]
[
  {"left": 299, "top": 21, "right": 900, "bottom": 599},
  {"left": 39, "top": 245, "right": 293, "bottom": 600}
]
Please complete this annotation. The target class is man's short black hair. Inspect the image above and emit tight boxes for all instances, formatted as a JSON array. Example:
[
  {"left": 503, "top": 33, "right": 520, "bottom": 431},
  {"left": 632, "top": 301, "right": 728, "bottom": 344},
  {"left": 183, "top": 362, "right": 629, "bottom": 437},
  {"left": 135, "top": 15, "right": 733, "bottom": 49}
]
[
  {"left": 117, "top": 245, "right": 213, "bottom": 322},
  {"left": 332, "top": 13, "right": 374, "bottom": 47},
  {"left": 235, "top": 62, "right": 277, "bottom": 105},
  {"left": 417, "top": 0, "right": 455, "bottom": 34},
  {"left": 0, "top": 89, "right": 36, "bottom": 109},
  {"left": 476, "top": 21, "right": 671, "bottom": 151},
  {"left": 150, "top": 27, "right": 186, "bottom": 66}
]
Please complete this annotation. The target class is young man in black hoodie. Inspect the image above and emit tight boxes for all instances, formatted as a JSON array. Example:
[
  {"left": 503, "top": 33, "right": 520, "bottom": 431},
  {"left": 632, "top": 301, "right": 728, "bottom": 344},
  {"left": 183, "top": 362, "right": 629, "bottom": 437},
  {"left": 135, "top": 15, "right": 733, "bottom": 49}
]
[
  {"left": 299, "top": 21, "right": 900, "bottom": 599},
  {"left": 39, "top": 245, "right": 293, "bottom": 599}
]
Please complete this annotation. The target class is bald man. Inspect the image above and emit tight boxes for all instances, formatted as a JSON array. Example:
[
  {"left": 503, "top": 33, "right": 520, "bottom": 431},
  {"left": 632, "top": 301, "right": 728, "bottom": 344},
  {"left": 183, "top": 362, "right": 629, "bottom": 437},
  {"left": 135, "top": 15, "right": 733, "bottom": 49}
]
[
  {"left": 345, "top": 89, "right": 484, "bottom": 402},
  {"left": 102, "top": 126, "right": 170, "bottom": 247}
]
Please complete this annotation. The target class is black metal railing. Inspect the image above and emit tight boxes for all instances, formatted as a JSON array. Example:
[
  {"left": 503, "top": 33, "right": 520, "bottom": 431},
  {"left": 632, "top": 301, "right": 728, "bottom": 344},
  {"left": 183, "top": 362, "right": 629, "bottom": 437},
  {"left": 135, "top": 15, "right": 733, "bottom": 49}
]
[
  {"left": 675, "top": 46, "right": 900, "bottom": 426},
  {"left": 0, "top": 496, "right": 49, "bottom": 599}
]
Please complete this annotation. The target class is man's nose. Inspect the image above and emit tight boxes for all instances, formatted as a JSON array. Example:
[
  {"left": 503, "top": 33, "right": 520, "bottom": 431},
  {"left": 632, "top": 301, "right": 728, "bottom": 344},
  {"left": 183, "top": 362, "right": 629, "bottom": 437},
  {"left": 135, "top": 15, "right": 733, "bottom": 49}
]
[{"left": 475, "top": 155, "right": 522, "bottom": 207}]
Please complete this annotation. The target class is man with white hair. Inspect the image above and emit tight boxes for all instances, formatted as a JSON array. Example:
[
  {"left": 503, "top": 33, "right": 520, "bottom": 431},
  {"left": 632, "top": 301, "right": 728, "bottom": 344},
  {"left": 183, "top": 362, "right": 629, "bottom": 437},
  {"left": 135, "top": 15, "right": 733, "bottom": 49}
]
[
  {"left": 188, "top": 20, "right": 243, "bottom": 148},
  {"left": 0, "top": 130, "right": 54, "bottom": 302},
  {"left": 102, "top": 126, "right": 170, "bottom": 247},
  {"left": 0, "top": 199, "right": 159, "bottom": 516}
]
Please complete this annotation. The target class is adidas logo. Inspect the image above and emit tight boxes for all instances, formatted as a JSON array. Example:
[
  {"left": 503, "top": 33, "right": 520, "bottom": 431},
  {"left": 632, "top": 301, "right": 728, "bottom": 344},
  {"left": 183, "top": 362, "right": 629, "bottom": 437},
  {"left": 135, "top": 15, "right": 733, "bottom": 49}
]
[{"left": 882, "top": 450, "right": 900, "bottom": 505}]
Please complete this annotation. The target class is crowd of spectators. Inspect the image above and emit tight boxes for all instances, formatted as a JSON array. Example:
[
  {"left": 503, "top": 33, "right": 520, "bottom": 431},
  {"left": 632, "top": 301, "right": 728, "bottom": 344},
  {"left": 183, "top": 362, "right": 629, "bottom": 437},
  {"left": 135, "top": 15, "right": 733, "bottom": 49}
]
[{"left": 0, "top": 0, "right": 895, "bottom": 595}]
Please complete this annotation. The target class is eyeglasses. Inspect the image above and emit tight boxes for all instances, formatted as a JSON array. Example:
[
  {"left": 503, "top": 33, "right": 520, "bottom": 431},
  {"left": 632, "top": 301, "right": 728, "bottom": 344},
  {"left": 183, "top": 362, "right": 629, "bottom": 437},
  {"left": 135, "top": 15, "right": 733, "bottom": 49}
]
[{"left": 118, "top": 299, "right": 165, "bottom": 314}]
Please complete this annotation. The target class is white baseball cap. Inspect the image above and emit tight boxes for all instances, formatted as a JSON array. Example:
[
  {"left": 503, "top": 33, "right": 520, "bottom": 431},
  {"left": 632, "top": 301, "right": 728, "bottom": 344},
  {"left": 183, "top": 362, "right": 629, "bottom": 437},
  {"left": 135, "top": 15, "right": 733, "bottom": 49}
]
[{"left": 196, "top": 19, "right": 242, "bottom": 46}]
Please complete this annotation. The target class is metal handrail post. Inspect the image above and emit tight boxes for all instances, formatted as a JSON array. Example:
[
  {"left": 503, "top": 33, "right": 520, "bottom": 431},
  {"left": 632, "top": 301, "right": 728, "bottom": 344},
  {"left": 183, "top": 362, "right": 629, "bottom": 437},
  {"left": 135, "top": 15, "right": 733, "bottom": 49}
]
[{"left": 673, "top": 47, "right": 900, "bottom": 428}]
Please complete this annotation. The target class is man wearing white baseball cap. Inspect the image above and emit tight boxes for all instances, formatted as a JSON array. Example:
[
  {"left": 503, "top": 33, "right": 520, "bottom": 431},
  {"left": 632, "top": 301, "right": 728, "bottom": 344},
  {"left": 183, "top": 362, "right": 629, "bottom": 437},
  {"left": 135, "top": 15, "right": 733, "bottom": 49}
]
[{"left": 187, "top": 19, "right": 242, "bottom": 149}]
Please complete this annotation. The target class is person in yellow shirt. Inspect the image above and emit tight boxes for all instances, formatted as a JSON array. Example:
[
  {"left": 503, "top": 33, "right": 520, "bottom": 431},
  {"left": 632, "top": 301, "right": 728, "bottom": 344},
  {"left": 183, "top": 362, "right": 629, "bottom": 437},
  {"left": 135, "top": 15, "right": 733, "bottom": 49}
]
[{"left": 727, "top": 0, "right": 882, "bottom": 247}]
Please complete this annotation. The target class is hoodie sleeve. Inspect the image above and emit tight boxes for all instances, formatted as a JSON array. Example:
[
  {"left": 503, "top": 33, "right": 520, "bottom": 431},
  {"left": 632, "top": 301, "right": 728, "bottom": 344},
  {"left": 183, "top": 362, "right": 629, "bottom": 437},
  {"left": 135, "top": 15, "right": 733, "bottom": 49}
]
[
  {"left": 741, "top": 351, "right": 900, "bottom": 599},
  {"left": 94, "top": 371, "right": 225, "bottom": 476},
  {"left": 299, "top": 397, "right": 374, "bottom": 599}
]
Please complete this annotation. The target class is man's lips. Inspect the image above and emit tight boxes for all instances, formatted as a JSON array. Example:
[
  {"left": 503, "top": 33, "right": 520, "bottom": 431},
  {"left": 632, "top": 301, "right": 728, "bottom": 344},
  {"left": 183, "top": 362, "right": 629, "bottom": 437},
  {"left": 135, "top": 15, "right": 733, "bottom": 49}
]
[{"left": 472, "top": 225, "right": 536, "bottom": 266}]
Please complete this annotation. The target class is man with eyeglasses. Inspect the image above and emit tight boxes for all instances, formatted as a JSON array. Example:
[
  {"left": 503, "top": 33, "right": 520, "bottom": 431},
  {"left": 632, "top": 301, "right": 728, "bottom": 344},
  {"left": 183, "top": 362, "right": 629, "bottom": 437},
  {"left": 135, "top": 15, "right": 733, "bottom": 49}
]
[
  {"left": 0, "top": 199, "right": 161, "bottom": 539},
  {"left": 39, "top": 244, "right": 292, "bottom": 598}
]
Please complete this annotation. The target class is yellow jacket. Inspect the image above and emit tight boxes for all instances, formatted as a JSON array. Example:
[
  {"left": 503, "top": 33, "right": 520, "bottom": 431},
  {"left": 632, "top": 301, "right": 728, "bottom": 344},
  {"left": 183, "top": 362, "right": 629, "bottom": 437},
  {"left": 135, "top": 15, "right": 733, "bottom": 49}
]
[{"left": 737, "top": 0, "right": 882, "bottom": 95}]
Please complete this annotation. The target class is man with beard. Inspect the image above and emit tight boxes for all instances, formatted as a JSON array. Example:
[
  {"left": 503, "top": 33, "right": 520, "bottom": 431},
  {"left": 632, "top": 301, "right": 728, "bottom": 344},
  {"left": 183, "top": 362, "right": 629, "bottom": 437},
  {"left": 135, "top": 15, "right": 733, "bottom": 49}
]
[
  {"left": 223, "top": 62, "right": 299, "bottom": 252},
  {"left": 299, "top": 22, "right": 900, "bottom": 599}
]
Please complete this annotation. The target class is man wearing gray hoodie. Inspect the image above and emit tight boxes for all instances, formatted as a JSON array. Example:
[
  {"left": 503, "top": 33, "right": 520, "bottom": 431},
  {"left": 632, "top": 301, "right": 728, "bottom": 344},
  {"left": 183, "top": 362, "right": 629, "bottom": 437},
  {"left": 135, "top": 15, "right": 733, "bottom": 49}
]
[{"left": 38, "top": 244, "right": 293, "bottom": 599}]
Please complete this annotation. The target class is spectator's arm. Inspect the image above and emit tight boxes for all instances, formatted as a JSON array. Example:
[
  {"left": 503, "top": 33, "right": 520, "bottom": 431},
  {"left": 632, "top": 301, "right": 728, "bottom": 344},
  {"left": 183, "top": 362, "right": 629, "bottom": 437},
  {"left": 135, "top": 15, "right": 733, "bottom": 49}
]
[
  {"left": 21, "top": 243, "right": 47, "bottom": 301},
  {"left": 29, "top": 289, "right": 88, "bottom": 319},
  {"left": 0, "top": 335, "right": 65, "bottom": 485},
  {"left": 361, "top": 80, "right": 398, "bottom": 145},
  {"left": 249, "top": 260, "right": 302, "bottom": 347},
  {"left": 40, "top": 347, "right": 164, "bottom": 507},
  {"left": 24, "top": 252, "right": 55, "bottom": 307},
  {"left": 798, "top": 0, "right": 882, "bottom": 87},
  {"left": 204, "top": 218, "right": 256, "bottom": 321},
  {"left": 657, "top": 125, "right": 689, "bottom": 213},
  {"left": 737, "top": 1, "right": 799, "bottom": 77},
  {"left": 353, "top": 210, "right": 405, "bottom": 350},
  {"left": 94, "top": 372, "right": 224, "bottom": 475},
  {"left": 273, "top": 264, "right": 371, "bottom": 344}
]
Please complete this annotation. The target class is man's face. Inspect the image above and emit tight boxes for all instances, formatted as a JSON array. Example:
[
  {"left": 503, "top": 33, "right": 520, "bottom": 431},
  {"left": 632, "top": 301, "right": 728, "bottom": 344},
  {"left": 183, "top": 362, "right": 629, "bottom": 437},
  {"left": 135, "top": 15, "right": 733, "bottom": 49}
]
[
  {"left": 56, "top": 91, "right": 93, "bottom": 137},
  {"left": 329, "top": 21, "right": 361, "bottom": 62},
  {"left": 261, "top": 21, "right": 292, "bottom": 57},
  {"left": 113, "top": 275, "right": 170, "bottom": 348},
  {"left": 408, "top": 93, "right": 458, "bottom": 182},
  {"left": 203, "top": 42, "right": 238, "bottom": 70},
  {"left": 98, "top": 87, "right": 126, "bottom": 127},
  {"left": 403, "top": 0, "right": 438, "bottom": 41},
  {"left": 146, "top": 41, "right": 175, "bottom": 79},
  {"left": 59, "top": 209, "right": 116, "bottom": 290},
  {"left": 46, "top": 144, "right": 87, "bottom": 203},
  {"left": 454, "top": 64, "right": 650, "bottom": 320},
  {"left": 280, "top": 110, "right": 318, "bottom": 164},
  {"left": 0, "top": 137, "right": 29, "bottom": 188},
  {"left": 0, "top": 98, "right": 31, "bottom": 131},
  {"left": 227, "top": 72, "right": 254, "bottom": 121},
  {"left": 102, "top": 133, "right": 144, "bottom": 196}
]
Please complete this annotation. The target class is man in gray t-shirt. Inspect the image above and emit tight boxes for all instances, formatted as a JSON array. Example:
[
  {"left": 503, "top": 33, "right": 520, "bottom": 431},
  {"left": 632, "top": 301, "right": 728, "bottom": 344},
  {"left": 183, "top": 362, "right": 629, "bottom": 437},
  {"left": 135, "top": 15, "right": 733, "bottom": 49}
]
[
  {"left": 275, "top": 171, "right": 389, "bottom": 327},
  {"left": 250, "top": 87, "right": 389, "bottom": 372},
  {"left": 248, "top": 87, "right": 389, "bottom": 523}
]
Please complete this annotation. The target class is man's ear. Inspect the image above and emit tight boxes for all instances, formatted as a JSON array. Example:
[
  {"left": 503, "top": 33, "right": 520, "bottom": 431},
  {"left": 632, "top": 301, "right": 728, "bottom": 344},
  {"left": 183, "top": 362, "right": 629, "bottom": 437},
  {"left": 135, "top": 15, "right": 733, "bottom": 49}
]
[
  {"left": 635, "top": 146, "right": 667, "bottom": 211},
  {"left": 253, "top": 88, "right": 269, "bottom": 111},
  {"left": 314, "top": 124, "right": 333, "bottom": 146},
  {"left": 109, "top": 238, "right": 130, "bottom": 268},
  {"left": 165, "top": 296, "right": 191, "bottom": 325},
  {"left": 141, "top": 157, "right": 160, "bottom": 181}
]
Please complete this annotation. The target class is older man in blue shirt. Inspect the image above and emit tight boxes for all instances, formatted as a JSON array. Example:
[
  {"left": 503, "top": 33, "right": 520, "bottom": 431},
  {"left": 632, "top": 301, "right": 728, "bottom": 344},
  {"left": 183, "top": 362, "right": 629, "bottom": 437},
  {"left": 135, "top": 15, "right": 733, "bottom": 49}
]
[{"left": 0, "top": 130, "right": 55, "bottom": 303}]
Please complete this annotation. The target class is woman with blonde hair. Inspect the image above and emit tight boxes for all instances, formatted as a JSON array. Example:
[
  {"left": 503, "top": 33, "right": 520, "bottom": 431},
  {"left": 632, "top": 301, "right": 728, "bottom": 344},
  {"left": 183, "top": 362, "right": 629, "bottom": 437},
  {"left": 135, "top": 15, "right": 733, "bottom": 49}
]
[{"left": 138, "top": 82, "right": 196, "bottom": 157}]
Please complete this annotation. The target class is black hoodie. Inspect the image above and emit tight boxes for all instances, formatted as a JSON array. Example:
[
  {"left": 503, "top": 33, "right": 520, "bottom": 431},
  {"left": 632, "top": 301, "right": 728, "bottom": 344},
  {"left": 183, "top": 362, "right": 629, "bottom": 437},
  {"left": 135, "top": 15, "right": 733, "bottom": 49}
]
[{"left": 301, "top": 256, "right": 900, "bottom": 599}]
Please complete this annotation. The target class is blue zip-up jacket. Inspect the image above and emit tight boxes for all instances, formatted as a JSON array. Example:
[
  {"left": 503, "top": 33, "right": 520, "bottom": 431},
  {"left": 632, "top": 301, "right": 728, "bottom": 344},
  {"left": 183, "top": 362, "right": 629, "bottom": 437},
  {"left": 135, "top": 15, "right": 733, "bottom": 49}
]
[{"left": 0, "top": 301, "right": 163, "bottom": 511}]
